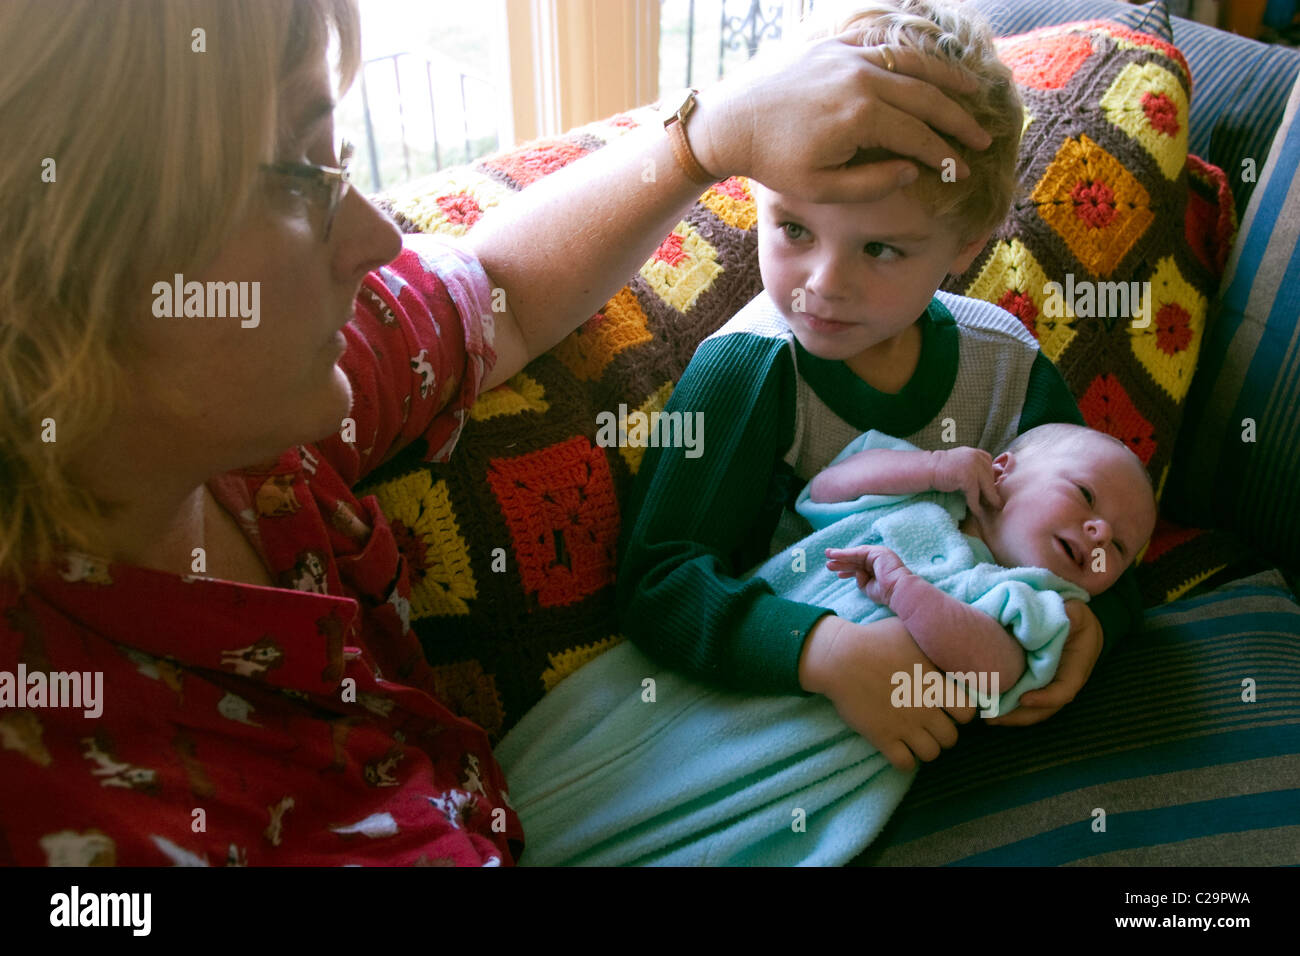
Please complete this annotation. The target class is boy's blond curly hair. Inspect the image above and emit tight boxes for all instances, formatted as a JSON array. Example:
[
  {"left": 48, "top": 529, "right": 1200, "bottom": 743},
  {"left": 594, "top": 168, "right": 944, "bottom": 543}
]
[{"left": 801, "top": 0, "right": 1023, "bottom": 239}]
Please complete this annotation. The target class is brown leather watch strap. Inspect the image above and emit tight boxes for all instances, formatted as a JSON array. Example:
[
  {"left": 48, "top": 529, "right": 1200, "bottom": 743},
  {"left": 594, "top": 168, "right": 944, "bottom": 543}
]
[{"left": 665, "top": 93, "right": 718, "bottom": 186}]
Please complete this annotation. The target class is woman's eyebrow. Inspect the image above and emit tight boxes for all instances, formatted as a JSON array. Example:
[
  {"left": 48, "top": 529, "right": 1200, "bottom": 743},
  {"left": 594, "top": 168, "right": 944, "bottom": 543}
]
[{"left": 279, "top": 95, "right": 335, "bottom": 153}]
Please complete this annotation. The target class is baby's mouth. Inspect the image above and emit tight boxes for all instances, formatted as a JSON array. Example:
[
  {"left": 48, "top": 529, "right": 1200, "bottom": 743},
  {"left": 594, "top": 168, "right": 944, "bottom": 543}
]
[{"left": 1056, "top": 536, "right": 1083, "bottom": 568}]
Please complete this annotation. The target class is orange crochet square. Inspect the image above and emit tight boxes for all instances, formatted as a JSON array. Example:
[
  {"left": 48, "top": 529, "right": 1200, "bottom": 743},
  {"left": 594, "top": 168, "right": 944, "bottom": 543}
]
[
  {"left": 486, "top": 437, "right": 620, "bottom": 608},
  {"left": 552, "top": 287, "right": 653, "bottom": 381}
]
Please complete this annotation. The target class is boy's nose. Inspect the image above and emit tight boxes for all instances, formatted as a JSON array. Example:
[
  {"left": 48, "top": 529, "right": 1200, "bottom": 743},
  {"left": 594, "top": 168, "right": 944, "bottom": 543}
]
[{"left": 807, "top": 256, "right": 852, "bottom": 302}]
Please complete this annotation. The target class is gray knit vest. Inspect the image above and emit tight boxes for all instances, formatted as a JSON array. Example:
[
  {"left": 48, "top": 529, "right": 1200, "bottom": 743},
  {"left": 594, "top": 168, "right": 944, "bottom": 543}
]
[{"left": 707, "top": 289, "right": 1040, "bottom": 556}]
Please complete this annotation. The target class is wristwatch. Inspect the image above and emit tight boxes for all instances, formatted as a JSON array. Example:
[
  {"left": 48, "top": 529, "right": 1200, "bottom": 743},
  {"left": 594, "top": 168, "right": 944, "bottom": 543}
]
[{"left": 662, "top": 88, "right": 717, "bottom": 185}]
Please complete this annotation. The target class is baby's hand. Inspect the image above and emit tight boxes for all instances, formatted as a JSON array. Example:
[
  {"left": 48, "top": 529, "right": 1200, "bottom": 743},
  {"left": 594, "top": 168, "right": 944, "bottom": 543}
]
[
  {"left": 930, "top": 447, "right": 1002, "bottom": 516},
  {"left": 825, "top": 545, "right": 910, "bottom": 605}
]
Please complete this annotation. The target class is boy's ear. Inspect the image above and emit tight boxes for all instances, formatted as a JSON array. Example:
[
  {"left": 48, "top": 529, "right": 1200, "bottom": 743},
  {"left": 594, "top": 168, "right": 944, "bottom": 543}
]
[
  {"left": 949, "top": 228, "right": 995, "bottom": 275},
  {"left": 992, "top": 451, "right": 1013, "bottom": 482}
]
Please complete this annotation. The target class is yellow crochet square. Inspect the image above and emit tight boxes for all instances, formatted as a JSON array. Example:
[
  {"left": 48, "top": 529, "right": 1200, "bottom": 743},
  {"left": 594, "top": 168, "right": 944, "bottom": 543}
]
[
  {"left": 541, "top": 635, "right": 625, "bottom": 692},
  {"left": 640, "top": 222, "right": 723, "bottom": 314},
  {"left": 700, "top": 177, "right": 758, "bottom": 230},
  {"left": 363, "top": 471, "right": 478, "bottom": 618},
  {"left": 469, "top": 372, "right": 549, "bottom": 421},
  {"left": 382, "top": 169, "right": 511, "bottom": 238},
  {"left": 618, "top": 381, "right": 675, "bottom": 474},
  {"left": 965, "top": 239, "right": 1077, "bottom": 363},
  {"left": 1100, "top": 61, "right": 1189, "bottom": 181},
  {"left": 1127, "top": 256, "right": 1206, "bottom": 403}
]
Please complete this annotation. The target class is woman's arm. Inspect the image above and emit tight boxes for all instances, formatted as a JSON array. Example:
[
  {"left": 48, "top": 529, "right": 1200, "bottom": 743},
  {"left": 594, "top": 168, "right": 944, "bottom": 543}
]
[{"left": 469, "top": 38, "right": 991, "bottom": 391}]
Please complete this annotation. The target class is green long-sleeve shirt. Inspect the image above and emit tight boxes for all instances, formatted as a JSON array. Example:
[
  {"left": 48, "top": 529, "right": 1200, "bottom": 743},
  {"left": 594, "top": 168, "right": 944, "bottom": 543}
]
[{"left": 615, "top": 290, "right": 1143, "bottom": 693}]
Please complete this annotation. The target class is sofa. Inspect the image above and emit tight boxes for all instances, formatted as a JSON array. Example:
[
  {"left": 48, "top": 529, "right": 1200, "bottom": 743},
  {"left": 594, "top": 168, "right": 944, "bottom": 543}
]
[{"left": 359, "top": 0, "right": 1300, "bottom": 864}]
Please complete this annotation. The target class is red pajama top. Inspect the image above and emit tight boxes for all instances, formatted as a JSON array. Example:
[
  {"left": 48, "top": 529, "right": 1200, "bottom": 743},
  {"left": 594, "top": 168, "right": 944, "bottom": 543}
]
[{"left": 0, "top": 235, "right": 524, "bottom": 866}]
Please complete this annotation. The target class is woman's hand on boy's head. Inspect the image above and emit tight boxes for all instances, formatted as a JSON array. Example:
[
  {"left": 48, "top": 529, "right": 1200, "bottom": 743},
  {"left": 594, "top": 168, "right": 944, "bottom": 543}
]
[
  {"left": 693, "top": 34, "right": 990, "bottom": 204},
  {"left": 985, "top": 601, "right": 1102, "bottom": 727}
]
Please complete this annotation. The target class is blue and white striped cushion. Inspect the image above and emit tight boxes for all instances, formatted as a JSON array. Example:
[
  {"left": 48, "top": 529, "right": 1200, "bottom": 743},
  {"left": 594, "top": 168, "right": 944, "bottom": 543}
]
[
  {"left": 855, "top": 573, "right": 1300, "bottom": 865},
  {"left": 1165, "top": 73, "right": 1300, "bottom": 572},
  {"left": 967, "top": 0, "right": 1172, "bottom": 41},
  {"left": 970, "top": 0, "right": 1300, "bottom": 213}
]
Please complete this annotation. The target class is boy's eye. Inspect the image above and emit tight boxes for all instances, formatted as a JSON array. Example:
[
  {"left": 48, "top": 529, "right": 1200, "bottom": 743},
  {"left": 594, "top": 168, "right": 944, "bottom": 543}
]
[
  {"left": 780, "top": 222, "right": 808, "bottom": 241},
  {"left": 864, "top": 241, "right": 901, "bottom": 261}
]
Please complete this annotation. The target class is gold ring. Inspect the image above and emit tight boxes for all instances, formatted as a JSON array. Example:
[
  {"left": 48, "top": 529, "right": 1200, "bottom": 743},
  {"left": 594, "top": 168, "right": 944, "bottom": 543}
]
[{"left": 880, "top": 46, "right": 897, "bottom": 73}]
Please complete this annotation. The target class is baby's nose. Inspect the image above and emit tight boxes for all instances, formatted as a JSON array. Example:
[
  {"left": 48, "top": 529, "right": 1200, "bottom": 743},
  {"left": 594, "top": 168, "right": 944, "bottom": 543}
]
[{"left": 1085, "top": 517, "right": 1112, "bottom": 544}]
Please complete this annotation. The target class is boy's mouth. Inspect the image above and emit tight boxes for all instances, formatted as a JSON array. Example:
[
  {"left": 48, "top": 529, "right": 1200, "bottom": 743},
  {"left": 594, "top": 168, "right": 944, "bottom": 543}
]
[{"left": 804, "top": 314, "right": 855, "bottom": 333}]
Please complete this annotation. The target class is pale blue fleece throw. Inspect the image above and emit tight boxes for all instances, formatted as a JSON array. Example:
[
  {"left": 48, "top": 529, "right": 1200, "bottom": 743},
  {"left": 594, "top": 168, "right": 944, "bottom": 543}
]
[{"left": 495, "top": 431, "right": 1087, "bottom": 866}]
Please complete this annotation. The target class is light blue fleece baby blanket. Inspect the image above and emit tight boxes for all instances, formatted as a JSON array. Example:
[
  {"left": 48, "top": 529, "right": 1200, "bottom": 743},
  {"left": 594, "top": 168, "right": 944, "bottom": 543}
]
[{"left": 495, "top": 431, "right": 1087, "bottom": 866}]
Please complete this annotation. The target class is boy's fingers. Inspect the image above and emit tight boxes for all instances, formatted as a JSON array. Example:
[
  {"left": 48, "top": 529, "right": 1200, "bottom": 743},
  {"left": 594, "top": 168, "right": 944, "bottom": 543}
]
[
  {"left": 905, "top": 729, "right": 942, "bottom": 764},
  {"left": 1020, "top": 681, "right": 1074, "bottom": 709},
  {"left": 985, "top": 707, "right": 1040, "bottom": 727},
  {"left": 942, "top": 701, "right": 977, "bottom": 724},
  {"left": 880, "top": 740, "right": 917, "bottom": 772},
  {"left": 927, "top": 713, "right": 960, "bottom": 749}
]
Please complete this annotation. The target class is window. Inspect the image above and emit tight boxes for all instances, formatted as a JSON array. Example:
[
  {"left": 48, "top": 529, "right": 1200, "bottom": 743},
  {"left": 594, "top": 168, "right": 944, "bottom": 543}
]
[
  {"left": 337, "top": 0, "right": 511, "bottom": 192},
  {"left": 339, "top": 0, "right": 815, "bottom": 193}
]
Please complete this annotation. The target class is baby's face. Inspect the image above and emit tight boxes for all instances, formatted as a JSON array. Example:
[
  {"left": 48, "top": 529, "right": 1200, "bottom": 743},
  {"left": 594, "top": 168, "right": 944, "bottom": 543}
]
[
  {"left": 980, "top": 437, "right": 1157, "bottom": 595},
  {"left": 754, "top": 183, "right": 987, "bottom": 364}
]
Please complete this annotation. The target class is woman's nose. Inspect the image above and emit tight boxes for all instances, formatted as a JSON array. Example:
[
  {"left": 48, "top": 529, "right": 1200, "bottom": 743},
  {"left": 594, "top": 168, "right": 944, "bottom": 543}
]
[{"left": 334, "top": 190, "right": 403, "bottom": 280}]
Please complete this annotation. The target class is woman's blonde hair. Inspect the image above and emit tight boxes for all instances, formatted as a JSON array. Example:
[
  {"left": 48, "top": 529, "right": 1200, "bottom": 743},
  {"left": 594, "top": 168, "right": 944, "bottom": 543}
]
[
  {"left": 800, "top": 0, "right": 1023, "bottom": 239},
  {"left": 0, "top": 0, "right": 360, "bottom": 586}
]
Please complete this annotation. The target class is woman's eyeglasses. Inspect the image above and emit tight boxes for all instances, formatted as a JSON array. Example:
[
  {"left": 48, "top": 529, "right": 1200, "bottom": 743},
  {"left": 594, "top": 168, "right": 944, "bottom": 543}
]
[{"left": 260, "top": 139, "right": 354, "bottom": 242}]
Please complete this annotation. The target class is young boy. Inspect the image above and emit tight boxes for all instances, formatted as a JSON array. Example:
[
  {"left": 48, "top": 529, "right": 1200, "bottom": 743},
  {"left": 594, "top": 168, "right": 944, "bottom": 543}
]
[
  {"left": 615, "top": 0, "right": 1144, "bottom": 769},
  {"left": 496, "top": 423, "right": 1157, "bottom": 865}
]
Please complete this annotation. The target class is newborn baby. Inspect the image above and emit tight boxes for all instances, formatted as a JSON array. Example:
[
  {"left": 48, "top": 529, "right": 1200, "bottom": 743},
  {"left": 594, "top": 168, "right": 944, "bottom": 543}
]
[
  {"left": 496, "top": 423, "right": 1157, "bottom": 866},
  {"left": 811, "top": 421, "right": 1157, "bottom": 698}
]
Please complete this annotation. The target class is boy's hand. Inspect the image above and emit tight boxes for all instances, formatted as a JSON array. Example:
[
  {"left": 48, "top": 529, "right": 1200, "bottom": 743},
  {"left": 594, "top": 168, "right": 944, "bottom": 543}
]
[
  {"left": 986, "top": 600, "right": 1102, "bottom": 726},
  {"left": 930, "top": 447, "right": 1002, "bottom": 516},
  {"left": 825, "top": 545, "right": 910, "bottom": 605},
  {"left": 799, "top": 615, "right": 975, "bottom": 771}
]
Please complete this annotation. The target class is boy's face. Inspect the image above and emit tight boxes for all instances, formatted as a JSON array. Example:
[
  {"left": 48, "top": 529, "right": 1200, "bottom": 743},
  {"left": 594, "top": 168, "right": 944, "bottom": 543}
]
[
  {"left": 754, "top": 183, "right": 989, "bottom": 364},
  {"left": 981, "top": 436, "right": 1157, "bottom": 596}
]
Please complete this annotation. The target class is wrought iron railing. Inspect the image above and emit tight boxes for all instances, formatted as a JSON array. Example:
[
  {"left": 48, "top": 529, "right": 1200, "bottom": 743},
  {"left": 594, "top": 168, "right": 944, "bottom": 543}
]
[
  {"left": 352, "top": 52, "right": 499, "bottom": 192},
  {"left": 664, "top": 0, "right": 814, "bottom": 91},
  {"left": 719, "top": 0, "right": 786, "bottom": 70}
]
